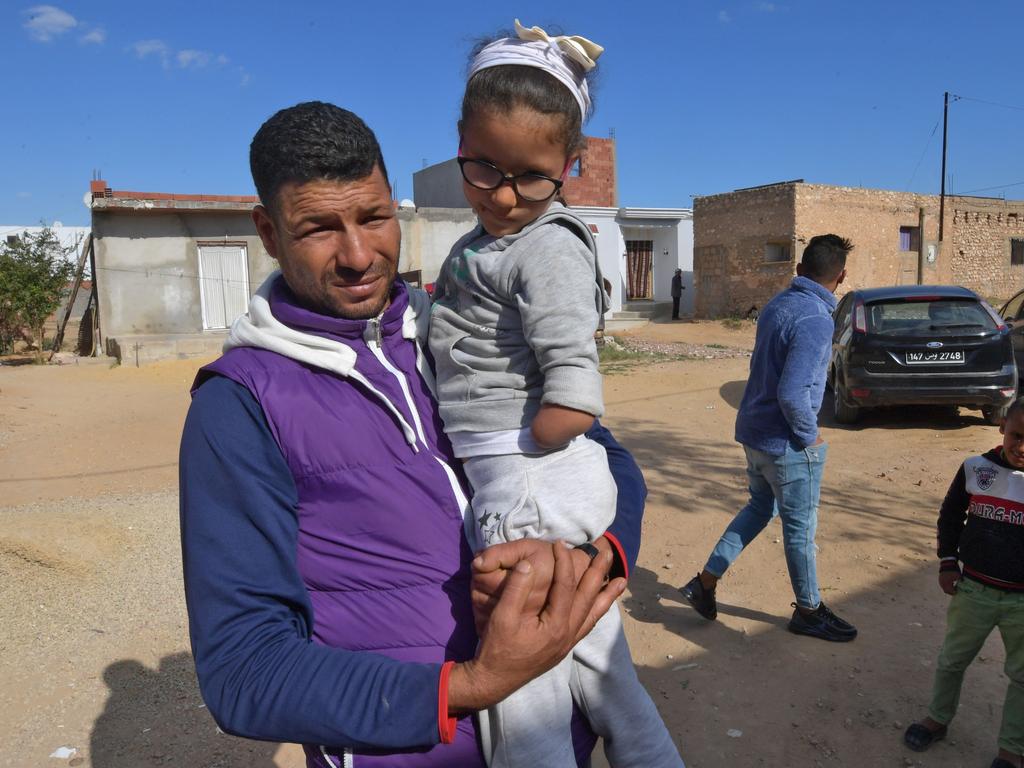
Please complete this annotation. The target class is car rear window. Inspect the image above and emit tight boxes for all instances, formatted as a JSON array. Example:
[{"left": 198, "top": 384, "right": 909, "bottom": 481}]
[{"left": 865, "top": 298, "right": 996, "bottom": 336}]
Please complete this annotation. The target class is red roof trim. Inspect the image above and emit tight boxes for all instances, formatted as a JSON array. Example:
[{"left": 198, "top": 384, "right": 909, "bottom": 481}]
[{"left": 108, "top": 190, "right": 259, "bottom": 203}]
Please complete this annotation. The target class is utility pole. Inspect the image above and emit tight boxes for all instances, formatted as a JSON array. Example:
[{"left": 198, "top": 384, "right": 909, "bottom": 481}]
[{"left": 939, "top": 91, "right": 949, "bottom": 242}]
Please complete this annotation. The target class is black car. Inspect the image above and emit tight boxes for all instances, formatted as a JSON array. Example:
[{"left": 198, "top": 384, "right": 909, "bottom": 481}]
[
  {"left": 998, "top": 286, "right": 1024, "bottom": 384},
  {"left": 829, "top": 285, "right": 1017, "bottom": 424}
]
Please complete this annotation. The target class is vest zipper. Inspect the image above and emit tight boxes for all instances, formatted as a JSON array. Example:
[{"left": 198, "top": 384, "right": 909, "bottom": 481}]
[
  {"left": 319, "top": 745, "right": 353, "bottom": 767},
  {"left": 365, "top": 316, "right": 429, "bottom": 449},
  {"left": 365, "top": 316, "right": 472, "bottom": 519}
]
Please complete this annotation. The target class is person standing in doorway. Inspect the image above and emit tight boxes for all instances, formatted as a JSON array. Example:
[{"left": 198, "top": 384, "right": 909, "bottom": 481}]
[
  {"left": 679, "top": 234, "right": 858, "bottom": 642},
  {"left": 670, "top": 268, "right": 684, "bottom": 320}
]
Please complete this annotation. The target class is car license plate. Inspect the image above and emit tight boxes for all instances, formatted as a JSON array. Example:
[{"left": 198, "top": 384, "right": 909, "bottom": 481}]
[{"left": 905, "top": 350, "right": 965, "bottom": 365}]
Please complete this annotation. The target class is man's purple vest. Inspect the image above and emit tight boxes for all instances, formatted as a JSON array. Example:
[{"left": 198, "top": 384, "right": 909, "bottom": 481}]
[{"left": 198, "top": 281, "right": 483, "bottom": 767}]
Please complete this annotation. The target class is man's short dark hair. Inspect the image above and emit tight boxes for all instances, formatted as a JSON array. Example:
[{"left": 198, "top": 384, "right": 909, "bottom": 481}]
[
  {"left": 250, "top": 101, "right": 388, "bottom": 213},
  {"left": 800, "top": 234, "right": 853, "bottom": 281}
]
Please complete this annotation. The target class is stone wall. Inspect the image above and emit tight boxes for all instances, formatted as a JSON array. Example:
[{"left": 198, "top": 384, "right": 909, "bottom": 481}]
[
  {"left": 693, "top": 184, "right": 795, "bottom": 317},
  {"left": 694, "top": 181, "right": 1024, "bottom": 317},
  {"left": 793, "top": 184, "right": 943, "bottom": 297},
  {"left": 950, "top": 199, "right": 1024, "bottom": 304}
]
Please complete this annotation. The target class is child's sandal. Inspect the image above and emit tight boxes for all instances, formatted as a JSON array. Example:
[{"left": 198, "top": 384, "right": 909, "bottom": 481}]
[{"left": 903, "top": 722, "right": 946, "bottom": 752}]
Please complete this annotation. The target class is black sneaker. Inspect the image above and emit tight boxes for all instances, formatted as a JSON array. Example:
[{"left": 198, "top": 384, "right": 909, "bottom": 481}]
[
  {"left": 680, "top": 574, "right": 717, "bottom": 620},
  {"left": 787, "top": 602, "right": 857, "bottom": 642}
]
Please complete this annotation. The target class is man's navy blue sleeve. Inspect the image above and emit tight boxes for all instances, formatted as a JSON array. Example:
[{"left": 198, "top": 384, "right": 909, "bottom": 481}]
[
  {"left": 180, "top": 376, "right": 443, "bottom": 749},
  {"left": 586, "top": 420, "right": 646, "bottom": 579}
]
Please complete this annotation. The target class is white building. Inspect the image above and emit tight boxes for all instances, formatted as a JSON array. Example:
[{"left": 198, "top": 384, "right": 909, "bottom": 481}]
[{"left": 1, "top": 222, "right": 91, "bottom": 264}]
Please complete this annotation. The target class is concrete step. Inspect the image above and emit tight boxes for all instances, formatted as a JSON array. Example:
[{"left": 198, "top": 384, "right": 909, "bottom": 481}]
[
  {"left": 604, "top": 317, "right": 650, "bottom": 332},
  {"left": 106, "top": 332, "right": 226, "bottom": 366},
  {"left": 620, "top": 300, "right": 673, "bottom": 319}
]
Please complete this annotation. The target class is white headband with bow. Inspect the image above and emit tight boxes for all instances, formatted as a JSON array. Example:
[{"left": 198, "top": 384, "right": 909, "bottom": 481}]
[{"left": 468, "top": 19, "right": 604, "bottom": 120}]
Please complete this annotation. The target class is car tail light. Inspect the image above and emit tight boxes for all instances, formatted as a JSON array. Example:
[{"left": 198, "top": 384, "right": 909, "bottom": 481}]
[
  {"left": 853, "top": 302, "right": 867, "bottom": 333},
  {"left": 851, "top": 388, "right": 870, "bottom": 398}
]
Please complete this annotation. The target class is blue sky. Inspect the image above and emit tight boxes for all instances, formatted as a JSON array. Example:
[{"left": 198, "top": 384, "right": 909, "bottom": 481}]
[{"left": 4, "top": 1, "right": 1023, "bottom": 226}]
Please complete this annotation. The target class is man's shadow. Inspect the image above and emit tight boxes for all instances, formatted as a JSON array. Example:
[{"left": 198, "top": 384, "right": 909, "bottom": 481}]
[
  {"left": 90, "top": 652, "right": 284, "bottom": 767},
  {"left": 622, "top": 564, "right": 789, "bottom": 641}
]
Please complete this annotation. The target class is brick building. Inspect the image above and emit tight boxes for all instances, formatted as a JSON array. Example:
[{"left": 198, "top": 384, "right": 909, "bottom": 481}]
[
  {"left": 693, "top": 181, "right": 1024, "bottom": 318},
  {"left": 563, "top": 137, "right": 617, "bottom": 207}
]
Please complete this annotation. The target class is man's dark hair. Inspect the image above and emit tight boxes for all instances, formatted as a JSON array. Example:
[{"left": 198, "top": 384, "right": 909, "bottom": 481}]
[
  {"left": 249, "top": 101, "right": 388, "bottom": 213},
  {"left": 800, "top": 234, "right": 853, "bottom": 282}
]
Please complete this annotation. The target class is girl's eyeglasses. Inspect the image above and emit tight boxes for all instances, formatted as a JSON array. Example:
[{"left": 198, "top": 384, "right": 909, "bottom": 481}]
[{"left": 457, "top": 157, "right": 566, "bottom": 203}]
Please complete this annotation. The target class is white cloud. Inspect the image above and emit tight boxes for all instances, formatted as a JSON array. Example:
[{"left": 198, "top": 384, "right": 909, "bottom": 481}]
[
  {"left": 758, "top": 2, "right": 777, "bottom": 11},
  {"left": 131, "top": 39, "right": 170, "bottom": 68},
  {"left": 177, "top": 48, "right": 213, "bottom": 68},
  {"left": 79, "top": 26, "right": 105, "bottom": 45},
  {"left": 22, "top": 4, "right": 77, "bottom": 42},
  {"left": 130, "top": 37, "right": 240, "bottom": 81},
  {"left": 718, "top": 9, "right": 732, "bottom": 23},
  {"left": 239, "top": 69, "right": 251, "bottom": 87}
]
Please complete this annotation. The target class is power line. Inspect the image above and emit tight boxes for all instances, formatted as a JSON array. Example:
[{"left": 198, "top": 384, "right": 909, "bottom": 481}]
[
  {"left": 94, "top": 264, "right": 253, "bottom": 288},
  {"left": 952, "top": 94, "right": 1024, "bottom": 112},
  {"left": 904, "top": 118, "right": 940, "bottom": 191},
  {"left": 959, "top": 179, "right": 1024, "bottom": 195}
]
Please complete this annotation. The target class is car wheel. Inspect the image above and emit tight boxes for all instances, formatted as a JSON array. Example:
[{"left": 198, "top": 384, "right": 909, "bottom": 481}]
[{"left": 833, "top": 378, "right": 860, "bottom": 424}]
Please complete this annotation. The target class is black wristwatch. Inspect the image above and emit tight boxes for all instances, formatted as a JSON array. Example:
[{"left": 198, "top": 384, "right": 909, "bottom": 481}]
[{"left": 574, "top": 541, "right": 600, "bottom": 561}]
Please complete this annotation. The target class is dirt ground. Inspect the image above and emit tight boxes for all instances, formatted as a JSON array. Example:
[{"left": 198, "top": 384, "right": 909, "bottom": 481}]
[{"left": 0, "top": 318, "right": 1012, "bottom": 767}]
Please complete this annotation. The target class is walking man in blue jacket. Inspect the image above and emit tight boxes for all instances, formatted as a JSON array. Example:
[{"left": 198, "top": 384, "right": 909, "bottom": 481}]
[{"left": 680, "top": 234, "right": 858, "bottom": 642}]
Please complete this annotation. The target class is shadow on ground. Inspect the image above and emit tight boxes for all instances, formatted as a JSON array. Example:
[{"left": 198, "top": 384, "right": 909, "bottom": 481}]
[{"left": 90, "top": 653, "right": 282, "bottom": 767}]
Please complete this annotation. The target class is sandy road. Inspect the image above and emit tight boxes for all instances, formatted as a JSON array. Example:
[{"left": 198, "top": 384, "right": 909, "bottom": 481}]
[{"left": 0, "top": 319, "right": 1011, "bottom": 767}]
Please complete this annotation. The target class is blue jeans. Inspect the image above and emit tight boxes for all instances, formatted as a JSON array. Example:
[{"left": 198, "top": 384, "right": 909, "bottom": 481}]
[{"left": 704, "top": 442, "right": 828, "bottom": 610}]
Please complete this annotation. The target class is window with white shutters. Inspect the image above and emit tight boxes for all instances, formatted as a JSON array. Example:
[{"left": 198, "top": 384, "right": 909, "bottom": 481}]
[{"left": 198, "top": 245, "right": 250, "bottom": 330}]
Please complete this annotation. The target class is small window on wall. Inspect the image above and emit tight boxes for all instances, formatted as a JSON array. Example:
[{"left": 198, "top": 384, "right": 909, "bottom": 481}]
[
  {"left": 764, "top": 242, "right": 791, "bottom": 263},
  {"left": 899, "top": 226, "right": 921, "bottom": 252},
  {"left": 1012, "top": 238, "right": 1024, "bottom": 266}
]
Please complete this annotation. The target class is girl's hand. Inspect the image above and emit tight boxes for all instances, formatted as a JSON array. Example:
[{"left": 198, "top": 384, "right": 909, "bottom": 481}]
[
  {"left": 471, "top": 538, "right": 613, "bottom": 633},
  {"left": 449, "top": 543, "right": 624, "bottom": 712}
]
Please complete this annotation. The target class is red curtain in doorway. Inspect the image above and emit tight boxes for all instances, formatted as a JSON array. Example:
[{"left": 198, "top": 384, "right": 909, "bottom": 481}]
[{"left": 625, "top": 240, "right": 653, "bottom": 300}]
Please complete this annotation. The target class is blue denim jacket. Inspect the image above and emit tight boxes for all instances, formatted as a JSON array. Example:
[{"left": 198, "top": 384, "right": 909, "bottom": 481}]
[{"left": 734, "top": 276, "right": 837, "bottom": 456}]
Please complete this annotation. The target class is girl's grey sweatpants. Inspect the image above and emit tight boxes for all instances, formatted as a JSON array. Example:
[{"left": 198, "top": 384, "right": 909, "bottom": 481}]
[{"left": 464, "top": 436, "right": 684, "bottom": 768}]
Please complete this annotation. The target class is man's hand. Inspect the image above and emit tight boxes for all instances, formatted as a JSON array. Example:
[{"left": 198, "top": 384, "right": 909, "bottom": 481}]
[
  {"left": 939, "top": 570, "right": 959, "bottom": 595},
  {"left": 449, "top": 541, "right": 624, "bottom": 713},
  {"left": 471, "top": 538, "right": 612, "bottom": 634}
]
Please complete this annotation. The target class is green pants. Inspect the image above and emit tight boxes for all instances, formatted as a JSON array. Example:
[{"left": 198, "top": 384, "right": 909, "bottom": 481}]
[{"left": 928, "top": 577, "right": 1024, "bottom": 755}]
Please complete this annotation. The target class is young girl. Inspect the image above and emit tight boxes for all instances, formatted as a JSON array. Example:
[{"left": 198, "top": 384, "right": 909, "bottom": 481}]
[{"left": 428, "top": 20, "right": 684, "bottom": 768}]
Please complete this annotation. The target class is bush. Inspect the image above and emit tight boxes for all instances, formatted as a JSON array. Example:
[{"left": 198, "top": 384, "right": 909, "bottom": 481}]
[{"left": 0, "top": 228, "right": 75, "bottom": 360}]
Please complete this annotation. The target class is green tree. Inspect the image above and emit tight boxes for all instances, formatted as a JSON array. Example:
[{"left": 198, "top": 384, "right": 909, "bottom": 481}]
[{"left": 0, "top": 228, "right": 75, "bottom": 361}]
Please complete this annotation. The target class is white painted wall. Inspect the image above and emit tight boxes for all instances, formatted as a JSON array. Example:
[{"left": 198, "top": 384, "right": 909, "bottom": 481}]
[
  {"left": 573, "top": 207, "right": 622, "bottom": 314},
  {"left": 393, "top": 206, "right": 693, "bottom": 317},
  {"left": 398, "top": 207, "right": 478, "bottom": 285}
]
